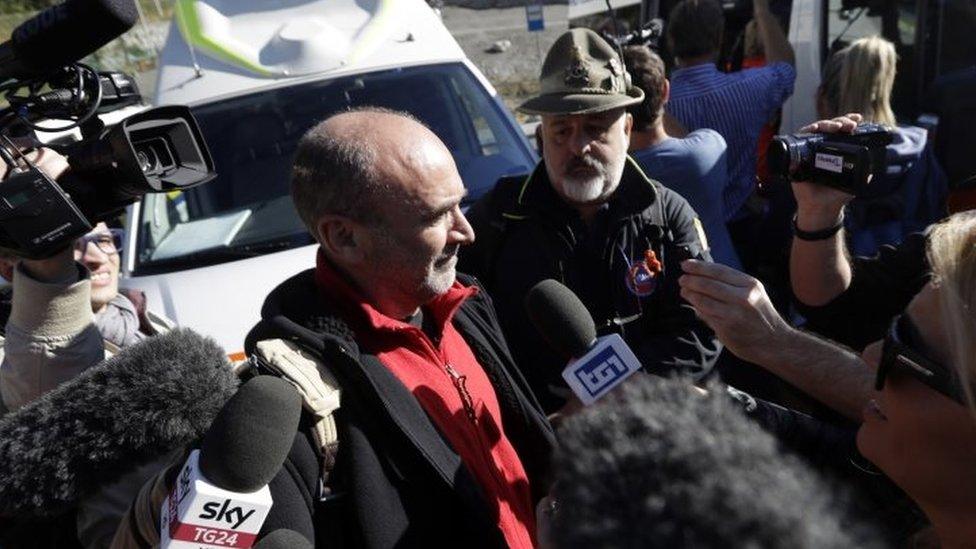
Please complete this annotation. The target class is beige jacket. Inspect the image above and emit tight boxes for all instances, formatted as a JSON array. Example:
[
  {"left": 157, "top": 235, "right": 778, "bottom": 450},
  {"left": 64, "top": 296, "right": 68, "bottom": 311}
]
[
  {"left": 0, "top": 263, "right": 172, "bottom": 549},
  {"left": 0, "top": 262, "right": 103, "bottom": 412}
]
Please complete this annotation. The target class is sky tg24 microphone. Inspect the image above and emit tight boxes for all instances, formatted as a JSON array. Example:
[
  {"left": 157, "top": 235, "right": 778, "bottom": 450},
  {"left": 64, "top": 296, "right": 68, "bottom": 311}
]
[
  {"left": 159, "top": 449, "right": 272, "bottom": 548},
  {"left": 160, "top": 376, "right": 302, "bottom": 548}
]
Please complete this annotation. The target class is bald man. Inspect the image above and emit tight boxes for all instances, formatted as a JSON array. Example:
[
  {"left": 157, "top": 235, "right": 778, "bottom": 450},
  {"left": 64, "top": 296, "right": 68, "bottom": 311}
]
[{"left": 241, "top": 108, "right": 554, "bottom": 548}]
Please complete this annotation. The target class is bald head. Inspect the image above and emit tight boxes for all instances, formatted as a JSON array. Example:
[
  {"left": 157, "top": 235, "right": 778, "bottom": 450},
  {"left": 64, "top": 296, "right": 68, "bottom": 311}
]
[{"left": 291, "top": 107, "right": 455, "bottom": 236}]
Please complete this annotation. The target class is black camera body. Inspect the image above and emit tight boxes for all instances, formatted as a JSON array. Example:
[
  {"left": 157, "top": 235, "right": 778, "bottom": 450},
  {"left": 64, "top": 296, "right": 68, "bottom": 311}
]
[
  {"left": 0, "top": 0, "right": 216, "bottom": 259},
  {"left": 766, "top": 123, "right": 893, "bottom": 196}
]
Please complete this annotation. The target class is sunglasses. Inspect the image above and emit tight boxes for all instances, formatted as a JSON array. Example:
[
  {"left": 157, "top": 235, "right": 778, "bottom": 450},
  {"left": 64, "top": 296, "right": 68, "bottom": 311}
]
[
  {"left": 73, "top": 228, "right": 125, "bottom": 257},
  {"left": 876, "top": 314, "right": 966, "bottom": 405}
]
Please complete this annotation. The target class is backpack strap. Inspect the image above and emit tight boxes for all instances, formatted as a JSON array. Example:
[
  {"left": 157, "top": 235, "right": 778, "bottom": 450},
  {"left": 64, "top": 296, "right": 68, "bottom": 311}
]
[{"left": 250, "top": 338, "right": 341, "bottom": 499}]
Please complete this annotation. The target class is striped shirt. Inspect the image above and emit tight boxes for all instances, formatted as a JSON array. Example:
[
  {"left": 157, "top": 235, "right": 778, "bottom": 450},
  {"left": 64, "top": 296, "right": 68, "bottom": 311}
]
[{"left": 666, "top": 62, "right": 796, "bottom": 221}]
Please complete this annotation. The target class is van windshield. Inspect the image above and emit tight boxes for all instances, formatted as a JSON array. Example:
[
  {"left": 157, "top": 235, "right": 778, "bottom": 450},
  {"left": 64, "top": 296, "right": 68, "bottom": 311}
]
[{"left": 133, "top": 63, "right": 535, "bottom": 275}]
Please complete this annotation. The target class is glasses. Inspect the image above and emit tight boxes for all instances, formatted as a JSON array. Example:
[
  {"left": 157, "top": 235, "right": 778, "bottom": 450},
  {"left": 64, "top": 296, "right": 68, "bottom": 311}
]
[
  {"left": 876, "top": 314, "right": 966, "bottom": 405},
  {"left": 74, "top": 228, "right": 124, "bottom": 258}
]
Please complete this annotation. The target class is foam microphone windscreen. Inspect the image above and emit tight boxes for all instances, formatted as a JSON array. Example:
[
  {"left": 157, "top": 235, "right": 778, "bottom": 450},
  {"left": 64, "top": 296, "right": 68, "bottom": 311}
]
[
  {"left": 0, "top": 328, "right": 238, "bottom": 517},
  {"left": 524, "top": 279, "right": 597, "bottom": 359},
  {"left": 254, "top": 529, "right": 314, "bottom": 549},
  {"left": 7, "top": 0, "right": 137, "bottom": 77},
  {"left": 199, "top": 376, "right": 302, "bottom": 493}
]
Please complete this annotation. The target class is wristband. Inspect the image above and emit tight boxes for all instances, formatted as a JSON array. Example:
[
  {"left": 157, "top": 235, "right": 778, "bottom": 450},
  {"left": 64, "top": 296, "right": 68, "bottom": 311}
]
[{"left": 793, "top": 213, "right": 844, "bottom": 241}]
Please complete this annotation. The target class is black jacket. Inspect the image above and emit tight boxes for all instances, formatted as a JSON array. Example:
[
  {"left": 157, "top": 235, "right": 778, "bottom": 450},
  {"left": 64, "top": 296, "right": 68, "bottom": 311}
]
[
  {"left": 244, "top": 270, "right": 555, "bottom": 548},
  {"left": 460, "top": 158, "right": 722, "bottom": 412},
  {"left": 795, "top": 232, "right": 930, "bottom": 351}
]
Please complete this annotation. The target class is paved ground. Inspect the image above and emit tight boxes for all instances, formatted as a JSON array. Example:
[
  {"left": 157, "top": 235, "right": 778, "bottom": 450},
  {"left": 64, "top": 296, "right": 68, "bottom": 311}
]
[{"left": 440, "top": 4, "right": 570, "bottom": 120}]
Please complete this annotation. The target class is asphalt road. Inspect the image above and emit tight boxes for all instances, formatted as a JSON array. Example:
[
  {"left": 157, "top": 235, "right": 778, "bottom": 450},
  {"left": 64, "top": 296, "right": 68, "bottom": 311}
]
[{"left": 440, "top": 4, "right": 570, "bottom": 118}]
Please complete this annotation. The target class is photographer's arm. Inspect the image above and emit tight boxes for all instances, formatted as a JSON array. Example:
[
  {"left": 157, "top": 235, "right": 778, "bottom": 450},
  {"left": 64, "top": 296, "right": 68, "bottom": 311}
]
[
  {"left": 789, "top": 115, "right": 859, "bottom": 307},
  {"left": 0, "top": 147, "right": 103, "bottom": 412},
  {"left": 753, "top": 0, "right": 794, "bottom": 66}
]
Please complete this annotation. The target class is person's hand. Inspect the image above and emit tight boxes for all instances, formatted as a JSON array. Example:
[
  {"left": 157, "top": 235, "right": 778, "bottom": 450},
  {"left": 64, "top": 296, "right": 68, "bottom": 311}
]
[
  {"left": 0, "top": 143, "right": 69, "bottom": 181},
  {"left": 19, "top": 246, "right": 77, "bottom": 283},
  {"left": 791, "top": 113, "right": 864, "bottom": 229},
  {"left": 678, "top": 259, "right": 794, "bottom": 365}
]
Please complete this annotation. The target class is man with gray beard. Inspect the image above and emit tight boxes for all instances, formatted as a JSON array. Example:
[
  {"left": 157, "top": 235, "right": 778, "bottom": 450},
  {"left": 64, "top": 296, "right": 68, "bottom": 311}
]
[{"left": 460, "top": 28, "right": 721, "bottom": 413}]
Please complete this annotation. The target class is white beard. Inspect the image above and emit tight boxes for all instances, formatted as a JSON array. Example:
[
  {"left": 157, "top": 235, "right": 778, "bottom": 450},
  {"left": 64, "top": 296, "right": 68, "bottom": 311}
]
[
  {"left": 560, "top": 173, "right": 607, "bottom": 202},
  {"left": 422, "top": 256, "right": 457, "bottom": 297},
  {"left": 558, "top": 155, "right": 626, "bottom": 204}
]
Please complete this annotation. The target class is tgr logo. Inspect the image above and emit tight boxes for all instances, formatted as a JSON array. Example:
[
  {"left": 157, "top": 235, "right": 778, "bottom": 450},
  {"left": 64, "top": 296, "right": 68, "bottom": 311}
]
[{"left": 572, "top": 347, "right": 628, "bottom": 397}]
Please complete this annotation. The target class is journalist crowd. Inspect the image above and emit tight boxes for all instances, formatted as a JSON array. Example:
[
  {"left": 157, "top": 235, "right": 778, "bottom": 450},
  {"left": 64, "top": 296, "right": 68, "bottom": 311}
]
[{"left": 1, "top": 0, "right": 975, "bottom": 547}]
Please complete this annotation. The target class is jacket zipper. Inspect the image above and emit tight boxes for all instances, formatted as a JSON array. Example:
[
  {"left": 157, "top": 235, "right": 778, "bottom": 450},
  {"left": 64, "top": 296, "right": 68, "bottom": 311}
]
[
  {"left": 445, "top": 362, "right": 477, "bottom": 423},
  {"left": 424, "top": 339, "right": 525, "bottom": 545}
]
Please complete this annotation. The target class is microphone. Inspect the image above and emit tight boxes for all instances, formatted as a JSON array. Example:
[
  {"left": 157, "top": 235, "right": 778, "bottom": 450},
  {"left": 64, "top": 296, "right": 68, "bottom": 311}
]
[
  {"left": 160, "top": 376, "right": 302, "bottom": 549},
  {"left": 524, "top": 279, "right": 642, "bottom": 405},
  {"left": 0, "top": 328, "right": 238, "bottom": 518},
  {"left": 253, "top": 529, "right": 313, "bottom": 549},
  {"left": 0, "top": 0, "right": 138, "bottom": 81}
]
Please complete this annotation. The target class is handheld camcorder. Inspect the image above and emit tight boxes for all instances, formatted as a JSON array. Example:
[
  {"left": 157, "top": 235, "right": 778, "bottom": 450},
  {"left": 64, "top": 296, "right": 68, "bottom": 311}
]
[
  {"left": 0, "top": 0, "right": 215, "bottom": 259},
  {"left": 766, "top": 123, "right": 892, "bottom": 196}
]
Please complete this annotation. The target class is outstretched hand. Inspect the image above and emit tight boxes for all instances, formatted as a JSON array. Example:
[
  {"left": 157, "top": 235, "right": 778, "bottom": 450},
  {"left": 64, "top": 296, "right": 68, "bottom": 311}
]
[{"left": 678, "top": 260, "right": 793, "bottom": 365}]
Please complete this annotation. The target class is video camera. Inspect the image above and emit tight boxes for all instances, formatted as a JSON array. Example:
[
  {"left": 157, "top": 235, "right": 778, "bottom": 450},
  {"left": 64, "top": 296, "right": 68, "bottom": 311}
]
[
  {"left": 766, "top": 123, "right": 893, "bottom": 196},
  {"left": 601, "top": 18, "right": 664, "bottom": 50},
  {"left": 0, "top": 0, "right": 215, "bottom": 259}
]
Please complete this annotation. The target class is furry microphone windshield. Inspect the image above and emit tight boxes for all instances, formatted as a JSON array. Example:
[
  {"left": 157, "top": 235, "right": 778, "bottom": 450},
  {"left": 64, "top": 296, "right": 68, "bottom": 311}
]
[{"left": 0, "top": 328, "right": 239, "bottom": 517}]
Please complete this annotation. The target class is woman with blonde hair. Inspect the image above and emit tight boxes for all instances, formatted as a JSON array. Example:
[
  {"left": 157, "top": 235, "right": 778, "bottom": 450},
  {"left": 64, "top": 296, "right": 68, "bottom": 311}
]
[
  {"left": 858, "top": 210, "right": 976, "bottom": 546},
  {"left": 817, "top": 36, "right": 948, "bottom": 257}
]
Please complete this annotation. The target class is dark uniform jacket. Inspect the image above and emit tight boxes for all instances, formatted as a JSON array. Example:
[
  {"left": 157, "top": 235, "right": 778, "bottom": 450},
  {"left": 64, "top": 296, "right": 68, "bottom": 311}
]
[
  {"left": 795, "top": 232, "right": 930, "bottom": 351},
  {"left": 460, "top": 157, "right": 721, "bottom": 412},
  {"left": 244, "top": 270, "right": 555, "bottom": 549}
]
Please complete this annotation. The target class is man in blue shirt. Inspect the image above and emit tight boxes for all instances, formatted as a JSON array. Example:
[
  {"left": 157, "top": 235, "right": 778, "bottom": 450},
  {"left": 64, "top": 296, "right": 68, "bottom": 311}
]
[
  {"left": 623, "top": 45, "right": 741, "bottom": 269},
  {"left": 665, "top": 0, "right": 795, "bottom": 227}
]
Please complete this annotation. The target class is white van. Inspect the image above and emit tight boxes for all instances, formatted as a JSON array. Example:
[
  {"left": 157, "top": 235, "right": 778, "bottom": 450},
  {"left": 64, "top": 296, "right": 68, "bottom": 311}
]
[{"left": 119, "top": 0, "right": 537, "bottom": 357}]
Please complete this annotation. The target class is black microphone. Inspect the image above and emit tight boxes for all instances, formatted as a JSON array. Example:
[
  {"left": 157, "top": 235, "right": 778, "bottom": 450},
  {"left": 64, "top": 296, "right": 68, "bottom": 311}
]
[
  {"left": 524, "top": 279, "right": 642, "bottom": 404},
  {"left": 524, "top": 278, "right": 597, "bottom": 360},
  {"left": 0, "top": 0, "right": 138, "bottom": 81},
  {"left": 160, "top": 376, "right": 302, "bottom": 547},
  {"left": 253, "top": 529, "right": 313, "bottom": 549},
  {"left": 200, "top": 375, "right": 302, "bottom": 492},
  {"left": 0, "top": 328, "right": 239, "bottom": 518}
]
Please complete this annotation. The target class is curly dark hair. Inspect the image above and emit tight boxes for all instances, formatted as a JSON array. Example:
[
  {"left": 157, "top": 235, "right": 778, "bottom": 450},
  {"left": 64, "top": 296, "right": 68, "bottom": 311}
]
[
  {"left": 667, "top": 0, "right": 725, "bottom": 60},
  {"left": 550, "top": 375, "right": 880, "bottom": 548},
  {"left": 622, "top": 45, "right": 668, "bottom": 132}
]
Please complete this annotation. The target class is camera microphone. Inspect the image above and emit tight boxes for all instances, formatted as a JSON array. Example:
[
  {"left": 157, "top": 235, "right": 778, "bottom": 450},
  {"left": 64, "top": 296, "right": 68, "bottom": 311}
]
[
  {"left": 524, "top": 279, "right": 642, "bottom": 405},
  {"left": 0, "top": 0, "right": 137, "bottom": 82}
]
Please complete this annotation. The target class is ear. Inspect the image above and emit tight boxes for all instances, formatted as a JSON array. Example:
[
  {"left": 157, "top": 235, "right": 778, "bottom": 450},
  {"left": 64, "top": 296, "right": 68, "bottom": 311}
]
[
  {"left": 623, "top": 112, "right": 633, "bottom": 138},
  {"left": 315, "top": 214, "right": 368, "bottom": 265},
  {"left": 534, "top": 122, "right": 544, "bottom": 155},
  {"left": 662, "top": 78, "right": 671, "bottom": 105}
]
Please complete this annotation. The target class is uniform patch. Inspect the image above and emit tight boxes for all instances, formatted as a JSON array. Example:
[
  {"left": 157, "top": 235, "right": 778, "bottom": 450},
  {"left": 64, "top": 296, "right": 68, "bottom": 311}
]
[
  {"left": 692, "top": 217, "right": 709, "bottom": 252},
  {"left": 625, "top": 249, "right": 663, "bottom": 297}
]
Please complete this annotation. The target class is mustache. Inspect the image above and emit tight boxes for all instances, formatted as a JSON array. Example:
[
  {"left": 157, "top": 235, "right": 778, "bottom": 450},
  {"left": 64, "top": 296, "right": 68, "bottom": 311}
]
[
  {"left": 565, "top": 155, "right": 605, "bottom": 174},
  {"left": 437, "top": 243, "right": 461, "bottom": 263}
]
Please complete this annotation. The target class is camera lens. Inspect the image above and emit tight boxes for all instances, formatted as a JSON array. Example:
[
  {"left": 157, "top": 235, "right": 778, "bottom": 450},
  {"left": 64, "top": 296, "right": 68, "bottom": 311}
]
[
  {"left": 136, "top": 150, "right": 152, "bottom": 173},
  {"left": 767, "top": 137, "right": 794, "bottom": 178}
]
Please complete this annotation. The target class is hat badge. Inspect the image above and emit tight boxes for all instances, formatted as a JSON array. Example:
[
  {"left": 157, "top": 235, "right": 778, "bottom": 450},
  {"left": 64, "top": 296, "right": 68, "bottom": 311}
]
[{"left": 564, "top": 45, "right": 591, "bottom": 87}]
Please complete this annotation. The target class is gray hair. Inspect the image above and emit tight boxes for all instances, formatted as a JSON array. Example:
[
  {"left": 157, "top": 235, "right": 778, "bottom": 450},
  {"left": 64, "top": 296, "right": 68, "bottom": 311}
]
[{"left": 290, "top": 106, "right": 422, "bottom": 232}]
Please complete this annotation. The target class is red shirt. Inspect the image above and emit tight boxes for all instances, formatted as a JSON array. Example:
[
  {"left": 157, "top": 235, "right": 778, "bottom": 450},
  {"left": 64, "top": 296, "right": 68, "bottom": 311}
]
[{"left": 314, "top": 251, "right": 536, "bottom": 548}]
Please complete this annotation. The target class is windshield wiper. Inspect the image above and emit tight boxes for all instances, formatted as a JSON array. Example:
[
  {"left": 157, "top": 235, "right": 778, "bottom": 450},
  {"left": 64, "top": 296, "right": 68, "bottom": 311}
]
[{"left": 137, "top": 237, "right": 313, "bottom": 274}]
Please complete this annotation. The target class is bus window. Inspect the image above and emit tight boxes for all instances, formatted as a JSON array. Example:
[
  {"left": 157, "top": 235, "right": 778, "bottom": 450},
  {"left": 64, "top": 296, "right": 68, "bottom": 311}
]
[{"left": 824, "top": 0, "right": 919, "bottom": 119}]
